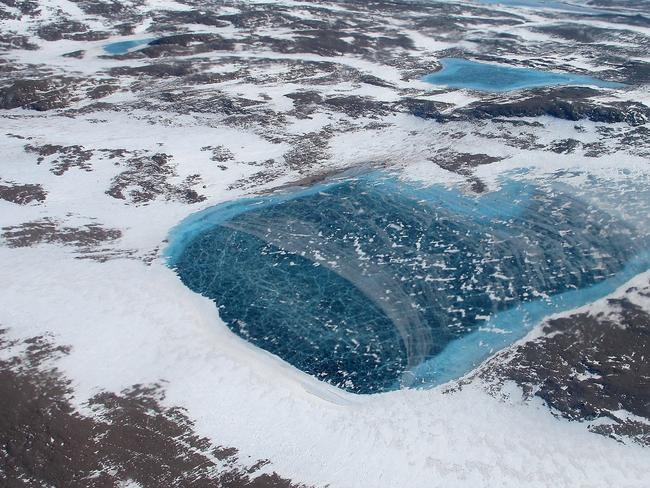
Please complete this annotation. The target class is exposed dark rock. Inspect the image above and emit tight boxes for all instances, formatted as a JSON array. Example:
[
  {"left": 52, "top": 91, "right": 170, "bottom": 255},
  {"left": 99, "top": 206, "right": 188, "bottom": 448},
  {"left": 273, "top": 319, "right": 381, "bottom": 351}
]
[
  {"left": 69, "top": 0, "right": 145, "bottom": 20},
  {"left": 619, "top": 126, "right": 650, "bottom": 155},
  {"left": 106, "top": 152, "right": 206, "bottom": 204},
  {"left": 216, "top": 9, "right": 332, "bottom": 30},
  {"left": 614, "top": 59, "right": 650, "bottom": 84},
  {"left": 323, "top": 96, "right": 396, "bottom": 118},
  {"left": 62, "top": 50, "right": 85, "bottom": 58},
  {"left": 139, "top": 89, "right": 264, "bottom": 116},
  {"left": 139, "top": 33, "right": 234, "bottom": 58},
  {"left": 201, "top": 145, "right": 235, "bottom": 166},
  {"left": 536, "top": 24, "right": 607, "bottom": 43},
  {"left": 0, "top": 32, "right": 38, "bottom": 50},
  {"left": 275, "top": 60, "right": 364, "bottom": 86},
  {"left": 285, "top": 91, "right": 324, "bottom": 118},
  {"left": 479, "top": 285, "right": 650, "bottom": 446},
  {"left": 2, "top": 218, "right": 121, "bottom": 248},
  {"left": 429, "top": 151, "right": 503, "bottom": 175},
  {"left": 285, "top": 91, "right": 323, "bottom": 110},
  {"left": 0, "top": 78, "right": 73, "bottom": 111},
  {"left": 86, "top": 83, "right": 117, "bottom": 99},
  {"left": 250, "top": 28, "right": 413, "bottom": 59},
  {"left": 108, "top": 62, "right": 196, "bottom": 78},
  {"left": 592, "top": 12, "right": 650, "bottom": 28},
  {"left": 549, "top": 138, "right": 582, "bottom": 154},
  {"left": 36, "top": 20, "right": 105, "bottom": 41},
  {"left": 228, "top": 169, "right": 284, "bottom": 192},
  {"left": 152, "top": 9, "right": 230, "bottom": 28},
  {"left": 358, "top": 74, "right": 396, "bottom": 88},
  {"left": 0, "top": 330, "right": 310, "bottom": 487},
  {"left": 427, "top": 151, "right": 501, "bottom": 192},
  {"left": 282, "top": 131, "right": 332, "bottom": 170},
  {"left": 402, "top": 98, "right": 449, "bottom": 121},
  {"left": 25, "top": 144, "right": 93, "bottom": 175},
  {"left": 463, "top": 96, "right": 650, "bottom": 126},
  {"left": 0, "top": 181, "right": 46, "bottom": 205},
  {"left": 583, "top": 141, "right": 612, "bottom": 157},
  {"left": 468, "top": 177, "right": 487, "bottom": 193},
  {"left": 0, "top": 0, "right": 41, "bottom": 17},
  {"left": 113, "top": 22, "right": 136, "bottom": 36},
  {"left": 492, "top": 118, "right": 544, "bottom": 127},
  {"left": 69, "top": 30, "right": 111, "bottom": 42},
  {"left": 185, "top": 70, "right": 247, "bottom": 85},
  {"left": 148, "top": 33, "right": 223, "bottom": 47},
  {"left": 285, "top": 91, "right": 323, "bottom": 106},
  {"left": 252, "top": 31, "right": 364, "bottom": 57}
]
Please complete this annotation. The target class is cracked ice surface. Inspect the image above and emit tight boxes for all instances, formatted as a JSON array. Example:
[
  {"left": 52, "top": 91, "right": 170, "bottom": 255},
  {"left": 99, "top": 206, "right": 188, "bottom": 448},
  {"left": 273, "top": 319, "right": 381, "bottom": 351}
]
[{"left": 168, "top": 172, "right": 650, "bottom": 394}]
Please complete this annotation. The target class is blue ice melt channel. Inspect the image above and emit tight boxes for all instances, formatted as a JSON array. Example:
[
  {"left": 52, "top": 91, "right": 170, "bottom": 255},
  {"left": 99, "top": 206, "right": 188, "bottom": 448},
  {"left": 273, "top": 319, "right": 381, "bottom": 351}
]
[
  {"left": 423, "top": 58, "right": 624, "bottom": 92},
  {"left": 165, "top": 172, "right": 650, "bottom": 394}
]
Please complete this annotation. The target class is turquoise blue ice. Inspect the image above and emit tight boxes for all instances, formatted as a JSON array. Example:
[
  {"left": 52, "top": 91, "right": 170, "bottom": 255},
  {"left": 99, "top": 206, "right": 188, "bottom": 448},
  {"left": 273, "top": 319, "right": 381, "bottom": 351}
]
[
  {"left": 103, "top": 38, "right": 153, "bottom": 55},
  {"left": 166, "top": 173, "right": 649, "bottom": 394}
]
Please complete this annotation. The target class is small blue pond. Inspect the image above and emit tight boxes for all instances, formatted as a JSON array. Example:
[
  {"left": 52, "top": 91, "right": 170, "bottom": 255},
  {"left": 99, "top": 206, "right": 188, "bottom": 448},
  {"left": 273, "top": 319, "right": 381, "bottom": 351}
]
[
  {"left": 423, "top": 58, "right": 623, "bottom": 92},
  {"left": 103, "top": 38, "right": 153, "bottom": 55},
  {"left": 166, "top": 172, "right": 650, "bottom": 394}
]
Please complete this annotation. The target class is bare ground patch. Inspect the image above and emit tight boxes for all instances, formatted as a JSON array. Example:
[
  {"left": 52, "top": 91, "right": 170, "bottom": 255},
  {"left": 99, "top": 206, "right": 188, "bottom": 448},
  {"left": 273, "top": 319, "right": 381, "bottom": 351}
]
[
  {"left": 1, "top": 218, "right": 121, "bottom": 248},
  {"left": 0, "top": 181, "right": 46, "bottom": 205},
  {"left": 0, "top": 329, "right": 312, "bottom": 488},
  {"left": 476, "top": 283, "right": 650, "bottom": 447}
]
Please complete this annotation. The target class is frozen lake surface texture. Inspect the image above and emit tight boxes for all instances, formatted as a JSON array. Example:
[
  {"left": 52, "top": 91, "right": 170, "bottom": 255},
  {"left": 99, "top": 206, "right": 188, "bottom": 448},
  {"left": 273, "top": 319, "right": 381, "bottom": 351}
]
[
  {"left": 423, "top": 58, "right": 624, "bottom": 92},
  {"left": 167, "top": 173, "right": 650, "bottom": 394}
]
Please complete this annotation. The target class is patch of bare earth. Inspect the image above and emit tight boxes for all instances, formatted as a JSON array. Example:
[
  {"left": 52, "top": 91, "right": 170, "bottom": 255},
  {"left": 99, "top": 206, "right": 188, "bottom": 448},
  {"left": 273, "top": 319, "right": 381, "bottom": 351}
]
[
  {"left": 0, "top": 181, "right": 46, "bottom": 205},
  {"left": 0, "top": 329, "right": 312, "bottom": 488},
  {"left": 477, "top": 283, "right": 650, "bottom": 447},
  {"left": 1, "top": 218, "right": 121, "bottom": 248}
]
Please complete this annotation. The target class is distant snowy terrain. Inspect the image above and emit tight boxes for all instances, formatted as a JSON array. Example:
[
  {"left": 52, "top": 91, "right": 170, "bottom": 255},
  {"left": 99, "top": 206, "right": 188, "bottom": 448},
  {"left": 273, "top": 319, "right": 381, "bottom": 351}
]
[{"left": 1, "top": 0, "right": 649, "bottom": 486}]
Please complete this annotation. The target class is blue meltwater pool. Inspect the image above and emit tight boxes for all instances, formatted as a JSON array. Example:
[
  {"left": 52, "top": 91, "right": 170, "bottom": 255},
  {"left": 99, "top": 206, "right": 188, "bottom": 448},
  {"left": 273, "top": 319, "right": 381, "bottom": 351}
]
[
  {"left": 103, "top": 38, "right": 154, "bottom": 55},
  {"left": 165, "top": 173, "right": 650, "bottom": 394},
  {"left": 423, "top": 58, "right": 624, "bottom": 92}
]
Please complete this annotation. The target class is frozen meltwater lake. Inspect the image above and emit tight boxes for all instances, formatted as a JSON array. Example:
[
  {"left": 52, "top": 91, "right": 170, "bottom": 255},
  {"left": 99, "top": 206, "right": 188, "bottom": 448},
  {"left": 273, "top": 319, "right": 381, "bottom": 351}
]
[
  {"left": 166, "top": 173, "right": 650, "bottom": 394},
  {"left": 103, "top": 38, "right": 154, "bottom": 55},
  {"left": 423, "top": 58, "right": 624, "bottom": 92}
]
